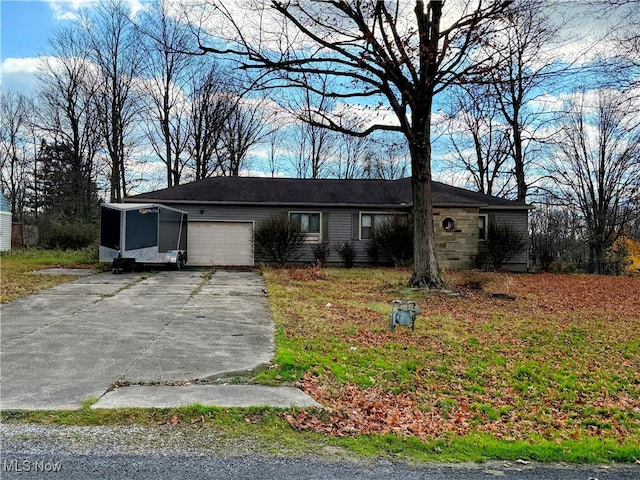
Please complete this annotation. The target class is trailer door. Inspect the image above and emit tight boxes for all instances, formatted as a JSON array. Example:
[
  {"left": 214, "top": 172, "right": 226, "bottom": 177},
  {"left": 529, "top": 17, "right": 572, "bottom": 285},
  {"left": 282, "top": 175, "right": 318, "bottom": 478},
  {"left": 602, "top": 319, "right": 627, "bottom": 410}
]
[
  {"left": 100, "top": 206, "right": 121, "bottom": 250},
  {"left": 158, "top": 208, "right": 185, "bottom": 253}
]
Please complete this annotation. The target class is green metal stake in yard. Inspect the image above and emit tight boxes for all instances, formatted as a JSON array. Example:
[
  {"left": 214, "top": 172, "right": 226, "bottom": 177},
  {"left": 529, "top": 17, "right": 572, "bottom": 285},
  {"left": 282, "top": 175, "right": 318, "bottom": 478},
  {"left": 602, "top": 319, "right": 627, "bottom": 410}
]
[{"left": 390, "top": 300, "right": 418, "bottom": 332}]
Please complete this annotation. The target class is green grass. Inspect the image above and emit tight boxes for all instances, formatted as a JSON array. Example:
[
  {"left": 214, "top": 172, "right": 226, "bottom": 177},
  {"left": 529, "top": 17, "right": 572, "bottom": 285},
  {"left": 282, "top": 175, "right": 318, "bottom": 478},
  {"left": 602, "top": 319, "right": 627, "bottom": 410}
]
[
  {"left": 3, "top": 405, "right": 638, "bottom": 463},
  {"left": 0, "top": 247, "right": 99, "bottom": 302},
  {"left": 3, "top": 262, "right": 640, "bottom": 463},
  {"left": 330, "top": 432, "right": 640, "bottom": 463},
  {"left": 257, "top": 267, "right": 640, "bottom": 463}
]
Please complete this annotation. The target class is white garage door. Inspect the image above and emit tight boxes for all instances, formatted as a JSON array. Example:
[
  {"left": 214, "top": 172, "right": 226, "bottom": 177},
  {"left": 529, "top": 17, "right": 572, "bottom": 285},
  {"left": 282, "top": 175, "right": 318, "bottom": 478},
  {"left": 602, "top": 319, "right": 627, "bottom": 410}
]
[{"left": 188, "top": 222, "right": 254, "bottom": 266}]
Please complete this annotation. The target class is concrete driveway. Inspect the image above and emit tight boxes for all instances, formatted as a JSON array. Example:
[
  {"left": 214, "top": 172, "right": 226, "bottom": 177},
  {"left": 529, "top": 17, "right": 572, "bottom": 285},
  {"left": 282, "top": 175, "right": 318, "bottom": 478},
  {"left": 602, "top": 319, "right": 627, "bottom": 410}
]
[{"left": 0, "top": 269, "right": 276, "bottom": 410}]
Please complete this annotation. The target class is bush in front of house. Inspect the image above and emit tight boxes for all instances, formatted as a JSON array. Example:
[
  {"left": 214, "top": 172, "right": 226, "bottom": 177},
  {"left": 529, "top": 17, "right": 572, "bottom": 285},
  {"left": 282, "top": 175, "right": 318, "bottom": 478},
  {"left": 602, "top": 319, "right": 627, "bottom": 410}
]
[
  {"left": 336, "top": 241, "right": 357, "bottom": 268},
  {"left": 254, "top": 213, "right": 306, "bottom": 266},
  {"left": 367, "top": 216, "right": 413, "bottom": 267},
  {"left": 38, "top": 217, "right": 98, "bottom": 250},
  {"left": 486, "top": 221, "right": 526, "bottom": 270},
  {"left": 312, "top": 242, "right": 330, "bottom": 266}
]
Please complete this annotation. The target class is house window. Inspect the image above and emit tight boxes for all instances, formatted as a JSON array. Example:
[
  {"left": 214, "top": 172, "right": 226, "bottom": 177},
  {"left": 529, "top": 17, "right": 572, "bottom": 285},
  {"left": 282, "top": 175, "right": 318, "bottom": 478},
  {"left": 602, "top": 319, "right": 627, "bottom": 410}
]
[
  {"left": 290, "top": 212, "right": 321, "bottom": 241},
  {"left": 478, "top": 214, "right": 488, "bottom": 240},
  {"left": 360, "top": 213, "right": 404, "bottom": 240}
]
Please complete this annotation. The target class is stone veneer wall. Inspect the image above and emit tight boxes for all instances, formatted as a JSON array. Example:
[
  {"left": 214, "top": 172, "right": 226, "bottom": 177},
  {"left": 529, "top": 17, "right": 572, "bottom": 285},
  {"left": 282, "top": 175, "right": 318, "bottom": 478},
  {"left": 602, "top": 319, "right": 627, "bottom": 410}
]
[{"left": 433, "top": 207, "right": 479, "bottom": 270}]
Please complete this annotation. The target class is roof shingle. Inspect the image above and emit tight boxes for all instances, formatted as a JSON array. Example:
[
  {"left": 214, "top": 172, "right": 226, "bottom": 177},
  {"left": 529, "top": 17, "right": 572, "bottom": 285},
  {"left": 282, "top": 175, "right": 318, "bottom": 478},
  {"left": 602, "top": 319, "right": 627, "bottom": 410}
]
[{"left": 129, "top": 176, "right": 524, "bottom": 208}]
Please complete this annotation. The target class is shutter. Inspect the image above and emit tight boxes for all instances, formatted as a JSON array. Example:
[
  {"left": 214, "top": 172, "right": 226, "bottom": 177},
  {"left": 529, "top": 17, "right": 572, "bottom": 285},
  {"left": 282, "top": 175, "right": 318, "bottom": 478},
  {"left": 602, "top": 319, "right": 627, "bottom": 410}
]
[
  {"left": 322, "top": 212, "right": 329, "bottom": 243},
  {"left": 352, "top": 213, "right": 360, "bottom": 240}
]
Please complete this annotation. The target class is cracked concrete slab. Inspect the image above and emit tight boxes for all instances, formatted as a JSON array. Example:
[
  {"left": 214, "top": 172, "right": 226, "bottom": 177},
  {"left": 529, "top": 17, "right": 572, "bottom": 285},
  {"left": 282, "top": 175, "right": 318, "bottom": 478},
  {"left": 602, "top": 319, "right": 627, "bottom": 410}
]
[
  {"left": 93, "top": 385, "right": 321, "bottom": 409},
  {"left": 0, "top": 270, "right": 282, "bottom": 411}
]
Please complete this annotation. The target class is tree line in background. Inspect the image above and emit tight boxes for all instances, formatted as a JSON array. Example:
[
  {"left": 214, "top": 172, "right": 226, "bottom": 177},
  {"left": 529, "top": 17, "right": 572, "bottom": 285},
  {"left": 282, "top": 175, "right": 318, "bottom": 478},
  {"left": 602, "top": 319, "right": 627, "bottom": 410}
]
[{"left": 1, "top": 0, "right": 639, "bottom": 276}]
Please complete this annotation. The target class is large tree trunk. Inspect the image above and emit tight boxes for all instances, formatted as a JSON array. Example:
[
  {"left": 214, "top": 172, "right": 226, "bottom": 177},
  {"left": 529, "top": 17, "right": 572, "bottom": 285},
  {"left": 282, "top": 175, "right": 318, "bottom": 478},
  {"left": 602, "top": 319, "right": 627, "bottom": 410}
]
[
  {"left": 408, "top": 130, "right": 445, "bottom": 289},
  {"left": 512, "top": 113, "right": 528, "bottom": 204}
]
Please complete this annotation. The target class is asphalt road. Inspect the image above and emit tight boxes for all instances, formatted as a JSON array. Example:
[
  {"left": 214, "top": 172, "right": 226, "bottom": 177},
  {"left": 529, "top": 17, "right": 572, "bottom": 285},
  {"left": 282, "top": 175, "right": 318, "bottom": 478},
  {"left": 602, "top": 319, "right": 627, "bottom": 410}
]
[
  {"left": 1, "top": 451, "right": 637, "bottom": 480},
  {"left": 1, "top": 424, "right": 637, "bottom": 480}
]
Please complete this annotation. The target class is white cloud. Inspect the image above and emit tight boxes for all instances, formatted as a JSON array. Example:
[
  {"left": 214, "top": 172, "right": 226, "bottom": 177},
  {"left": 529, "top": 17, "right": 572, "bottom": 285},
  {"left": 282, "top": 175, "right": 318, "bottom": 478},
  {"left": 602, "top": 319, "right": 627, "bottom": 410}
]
[
  {"left": 46, "top": 0, "right": 93, "bottom": 20},
  {"left": 0, "top": 57, "right": 46, "bottom": 94},
  {"left": 46, "top": 0, "right": 147, "bottom": 21}
]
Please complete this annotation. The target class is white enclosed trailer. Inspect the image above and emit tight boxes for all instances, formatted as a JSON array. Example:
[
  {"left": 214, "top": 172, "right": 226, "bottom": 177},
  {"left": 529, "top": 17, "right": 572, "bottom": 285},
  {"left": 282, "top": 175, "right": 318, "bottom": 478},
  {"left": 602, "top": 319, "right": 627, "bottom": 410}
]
[{"left": 99, "top": 203, "right": 188, "bottom": 271}]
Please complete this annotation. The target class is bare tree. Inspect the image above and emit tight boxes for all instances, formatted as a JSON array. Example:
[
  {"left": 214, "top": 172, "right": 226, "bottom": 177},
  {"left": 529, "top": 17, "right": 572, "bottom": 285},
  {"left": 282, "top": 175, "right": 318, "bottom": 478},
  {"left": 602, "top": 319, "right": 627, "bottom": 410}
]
[
  {"left": 138, "top": 0, "right": 195, "bottom": 187},
  {"left": 599, "top": 0, "right": 640, "bottom": 67},
  {"left": 332, "top": 132, "right": 371, "bottom": 179},
  {"left": 287, "top": 118, "right": 336, "bottom": 179},
  {"left": 0, "top": 91, "right": 34, "bottom": 222},
  {"left": 529, "top": 198, "right": 588, "bottom": 271},
  {"left": 286, "top": 75, "right": 336, "bottom": 179},
  {"left": 36, "top": 26, "right": 102, "bottom": 221},
  {"left": 548, "top": 90, "right": 640, "bottom": 273},
  {"left": 78, "top": 0, "right": 144, "bottom": 201},
  {"left": 441, "top": 82, "right": 512, "bottom": 197},
  {"left": 187, "top": 65, "right": 235, "bottom": 179},
  {"left": 482, "top": 0, "right": 569, "bottom": 203},
  {"left": 265, "top": 126, "right": 284, "bottom": 177},
  {"left": 361, "top": 134, "right": 410, "bottom": 180},
  {"left": 215, "top": 96, "right": 272, "bottom": 176},
  {"left": 198, "top": 0, "right": 515, "bottom": 288}
]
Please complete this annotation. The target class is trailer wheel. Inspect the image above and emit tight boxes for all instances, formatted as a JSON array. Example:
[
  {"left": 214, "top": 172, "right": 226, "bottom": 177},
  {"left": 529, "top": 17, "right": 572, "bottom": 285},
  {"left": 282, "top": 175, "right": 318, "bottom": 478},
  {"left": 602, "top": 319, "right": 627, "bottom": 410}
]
[{"left": 175, "top": 252, "right": 184, "bottom": 270}]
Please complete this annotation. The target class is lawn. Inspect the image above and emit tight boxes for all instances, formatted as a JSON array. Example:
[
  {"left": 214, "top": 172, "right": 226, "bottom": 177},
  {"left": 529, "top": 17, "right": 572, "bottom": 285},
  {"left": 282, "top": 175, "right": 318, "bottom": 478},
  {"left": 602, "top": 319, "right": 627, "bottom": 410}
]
[
  {"left": 0, "top": 248, "right": 98, "bottom": 303},
  {"left": 258, "top": 266, "right": 640, "bottom": 462},
  {"left": 2, "top": 254, "right": 639, "bottom": 462}
]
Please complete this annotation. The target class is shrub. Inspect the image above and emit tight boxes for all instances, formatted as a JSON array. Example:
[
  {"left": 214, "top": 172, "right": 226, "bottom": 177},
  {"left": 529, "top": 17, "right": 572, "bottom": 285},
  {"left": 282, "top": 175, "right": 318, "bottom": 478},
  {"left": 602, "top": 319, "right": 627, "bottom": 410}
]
[
  {"left": 366, "top": 241, "right": 380, "bottom": 266},
  {"left": 474, "top": 252, "right": 492, "bottom": 271},
  {"left": 486, "top": 221, "right": 526, "bottom": 270},
  {"left": 336, "top": 241, "right": 357, "bottom": 268},
  {"left": 312, "top": 242, "right": 330, "bottom": 266},
  {"left": 608, "top": 236, "right": 640, "bottom": 276},
  {"left": 548, "top": 257, "right": 575, "bottom": 274},
  {"left": 367, "top": 216, "right": 413, "bottom": 267},
  {"left": 38, "top": 218, "right": 98, "bottom": 250},
  {"left": 254, "top": 213, "right": 306, "bottom": 266}
]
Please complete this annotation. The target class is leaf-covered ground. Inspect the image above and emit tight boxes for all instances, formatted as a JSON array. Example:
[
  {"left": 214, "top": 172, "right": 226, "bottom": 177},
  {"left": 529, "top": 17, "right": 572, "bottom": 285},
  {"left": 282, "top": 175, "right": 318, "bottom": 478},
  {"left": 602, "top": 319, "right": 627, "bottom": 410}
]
[
  {"left": 262, "top": 268, "right": 640, "bottom": 449},
  {"left": 1, "top": 249, "right": 99, "bottom": 303}
]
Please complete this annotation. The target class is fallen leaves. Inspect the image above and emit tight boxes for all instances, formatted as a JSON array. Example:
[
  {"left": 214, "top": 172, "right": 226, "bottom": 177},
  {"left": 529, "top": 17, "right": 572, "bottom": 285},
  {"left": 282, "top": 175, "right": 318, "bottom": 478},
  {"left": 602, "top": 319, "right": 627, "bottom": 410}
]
[
  {"left": 286, "top": 373, "right": 472, "bottom": 440},
  {"left": 265, "top": 268, "right": 640, "bottom": 443}
]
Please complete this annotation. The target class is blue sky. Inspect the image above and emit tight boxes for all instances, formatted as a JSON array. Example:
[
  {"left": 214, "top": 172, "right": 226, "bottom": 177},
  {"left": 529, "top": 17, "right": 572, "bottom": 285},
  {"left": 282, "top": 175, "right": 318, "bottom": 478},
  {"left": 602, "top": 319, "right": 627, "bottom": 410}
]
[
  {"left": 1, "top": 0, "right": 150, "bottom": 93},
  {"left": 1, "top": 0, "right": 70, "bottom": 93},
  {"left": 1, "top": 1, "right": 635, "bottom": 190},
  {"left": 1, "top": 1, "right": 56, "bottom": 59}
]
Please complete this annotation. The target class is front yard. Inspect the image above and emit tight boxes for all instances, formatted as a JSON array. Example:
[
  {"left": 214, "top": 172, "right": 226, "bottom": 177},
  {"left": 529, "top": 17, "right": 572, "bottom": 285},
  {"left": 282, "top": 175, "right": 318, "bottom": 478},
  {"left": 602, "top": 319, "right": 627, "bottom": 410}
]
[
  {"left": 2, "top": 250, "right": 638, "bottom": 462},
  {"left": 0, "top": 248, "right": 97, "bottom": 303},
  {"left": 259, "top": 267, "right": 640, "bottom": 461}
]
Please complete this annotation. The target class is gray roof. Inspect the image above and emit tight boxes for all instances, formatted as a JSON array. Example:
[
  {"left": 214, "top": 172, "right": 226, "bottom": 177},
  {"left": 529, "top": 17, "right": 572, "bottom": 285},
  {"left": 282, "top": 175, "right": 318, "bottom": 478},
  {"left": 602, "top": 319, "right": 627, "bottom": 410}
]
[{"left": 129, "top": 177, "right": 526, "bottom": 209}]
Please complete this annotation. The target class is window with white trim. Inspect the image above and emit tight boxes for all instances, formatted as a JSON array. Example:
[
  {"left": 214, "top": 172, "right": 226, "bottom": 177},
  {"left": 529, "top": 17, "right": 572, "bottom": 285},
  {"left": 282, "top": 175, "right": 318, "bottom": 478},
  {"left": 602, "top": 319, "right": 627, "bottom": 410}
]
[{"left": 478, "top": 214, "right": 488, "bottom": 240}]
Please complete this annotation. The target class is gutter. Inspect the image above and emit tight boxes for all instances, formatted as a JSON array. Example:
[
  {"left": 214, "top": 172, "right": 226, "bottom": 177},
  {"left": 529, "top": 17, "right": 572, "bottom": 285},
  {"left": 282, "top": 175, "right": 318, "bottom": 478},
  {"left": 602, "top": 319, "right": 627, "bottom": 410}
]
[
  {"left": 124, "top": 198, "right": 414, "bottom": 209},
  {"left": 124, "top": 198, "right": 532, "bottom": 210}
]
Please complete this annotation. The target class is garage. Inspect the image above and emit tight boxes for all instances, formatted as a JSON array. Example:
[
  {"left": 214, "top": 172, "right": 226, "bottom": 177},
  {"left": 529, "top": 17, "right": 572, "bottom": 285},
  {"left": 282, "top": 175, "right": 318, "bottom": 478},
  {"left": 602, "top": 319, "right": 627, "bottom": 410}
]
[{"left": 187, "top": 222, "right": 254, "bottom": 267}]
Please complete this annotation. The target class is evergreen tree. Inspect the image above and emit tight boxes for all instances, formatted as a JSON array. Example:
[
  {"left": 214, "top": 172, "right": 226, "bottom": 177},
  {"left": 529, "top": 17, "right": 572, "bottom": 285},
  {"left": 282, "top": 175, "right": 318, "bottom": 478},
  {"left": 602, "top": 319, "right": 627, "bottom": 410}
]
[{"left": 35, "top": 140, "right": 99, "bottom": 224}]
